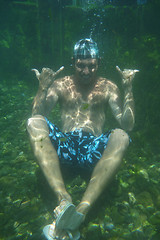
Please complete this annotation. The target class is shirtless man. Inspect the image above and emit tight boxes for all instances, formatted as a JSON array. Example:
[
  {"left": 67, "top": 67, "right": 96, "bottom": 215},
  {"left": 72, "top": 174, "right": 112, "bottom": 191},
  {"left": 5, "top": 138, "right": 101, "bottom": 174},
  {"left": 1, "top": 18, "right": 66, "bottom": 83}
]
[{"left": 27, "top": 38, "right": 139, "bottom": 240}]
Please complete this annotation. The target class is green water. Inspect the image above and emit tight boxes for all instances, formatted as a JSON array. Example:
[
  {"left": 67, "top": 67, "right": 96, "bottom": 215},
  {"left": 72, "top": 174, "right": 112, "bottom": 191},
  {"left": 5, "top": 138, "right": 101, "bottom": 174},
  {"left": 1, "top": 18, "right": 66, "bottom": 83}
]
[{"left": 0, "top": 0, "right": 160, "bottom": 239}]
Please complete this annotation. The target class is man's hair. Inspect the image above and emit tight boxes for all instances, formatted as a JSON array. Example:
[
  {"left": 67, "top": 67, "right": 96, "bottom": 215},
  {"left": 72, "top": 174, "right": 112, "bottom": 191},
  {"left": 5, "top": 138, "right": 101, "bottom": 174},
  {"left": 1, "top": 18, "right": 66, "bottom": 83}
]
[{"left": 73, "top": 38, "right": 99, "bottom": 59}]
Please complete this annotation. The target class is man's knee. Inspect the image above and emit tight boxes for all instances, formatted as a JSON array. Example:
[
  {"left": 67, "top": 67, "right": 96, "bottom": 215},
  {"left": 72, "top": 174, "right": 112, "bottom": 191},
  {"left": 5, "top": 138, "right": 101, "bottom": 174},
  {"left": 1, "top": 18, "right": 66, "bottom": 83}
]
[
  {"left": 110, "top": 128, "right": 130, "bottom": 150},
  {"left": 27, "top": 115, "right": 49, "bottom": 139}
]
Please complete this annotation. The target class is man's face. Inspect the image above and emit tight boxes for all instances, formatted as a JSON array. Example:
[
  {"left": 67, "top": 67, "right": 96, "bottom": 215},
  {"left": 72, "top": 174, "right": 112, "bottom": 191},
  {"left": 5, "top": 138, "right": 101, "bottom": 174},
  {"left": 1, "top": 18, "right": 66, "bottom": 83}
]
[{"left": 74, "top": 58, "right": 98, "bottom": 85}]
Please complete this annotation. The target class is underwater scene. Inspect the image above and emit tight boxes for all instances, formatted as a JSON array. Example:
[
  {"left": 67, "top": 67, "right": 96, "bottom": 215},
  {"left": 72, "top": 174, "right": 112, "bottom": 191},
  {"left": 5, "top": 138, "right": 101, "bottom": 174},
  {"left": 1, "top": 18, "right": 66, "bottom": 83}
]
[{"left": 0, "top": 0, "right": 160, "bottom": 239}]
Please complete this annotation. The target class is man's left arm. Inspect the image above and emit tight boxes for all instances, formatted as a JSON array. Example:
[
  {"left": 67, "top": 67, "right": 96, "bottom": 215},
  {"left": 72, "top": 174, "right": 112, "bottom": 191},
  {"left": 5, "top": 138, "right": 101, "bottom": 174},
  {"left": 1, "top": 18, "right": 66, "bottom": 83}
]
[
  {"left": 109, "top": 66, "right": 139, "bottom": 131},
  {"left": 117, "top": 66, "right": 139, "bottom": 131}
]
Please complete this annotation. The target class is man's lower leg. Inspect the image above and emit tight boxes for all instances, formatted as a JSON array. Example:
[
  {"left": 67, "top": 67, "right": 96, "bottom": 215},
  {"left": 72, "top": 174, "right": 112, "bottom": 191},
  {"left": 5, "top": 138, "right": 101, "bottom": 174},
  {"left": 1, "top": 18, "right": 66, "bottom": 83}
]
[
  {"left": 76, "top": 129, "right": 129, "bottom": 215},
  {"left": 27, "top": 115, "right": 72, "bottom": 203}
]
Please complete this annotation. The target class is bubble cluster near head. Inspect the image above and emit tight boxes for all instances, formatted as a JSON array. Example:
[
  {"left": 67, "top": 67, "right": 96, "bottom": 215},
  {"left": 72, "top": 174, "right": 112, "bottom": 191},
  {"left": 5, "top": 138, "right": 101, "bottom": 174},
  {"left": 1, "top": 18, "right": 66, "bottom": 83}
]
[{"left": 73, "top": 38, "right": 99, "bottom": 59}]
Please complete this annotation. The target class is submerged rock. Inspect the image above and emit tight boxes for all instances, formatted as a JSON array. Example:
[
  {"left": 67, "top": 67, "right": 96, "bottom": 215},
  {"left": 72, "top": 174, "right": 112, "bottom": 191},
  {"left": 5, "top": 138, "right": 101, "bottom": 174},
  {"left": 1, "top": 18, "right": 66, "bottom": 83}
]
[
  {"left": 150, "top": 211, "right": 160, "bottom": 225},
  {"left": 136, "top": 191, "right": 153, "bottom": 208}
]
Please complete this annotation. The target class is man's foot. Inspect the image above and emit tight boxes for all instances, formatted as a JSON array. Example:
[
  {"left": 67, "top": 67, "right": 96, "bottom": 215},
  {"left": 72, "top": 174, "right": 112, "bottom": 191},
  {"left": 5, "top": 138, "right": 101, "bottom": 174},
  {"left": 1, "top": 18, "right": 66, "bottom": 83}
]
[
  {"left": 76, "top": 201, "right": 91, "bottom": 216},
  {"left": 43, "top": 221, "right": 80, "bottom": 240},
  {"left": 54, "top": 199, "right": 76, "bottom": 230},
  {"left": 54, "top": 199, "right": 84, "bottom": 231}
]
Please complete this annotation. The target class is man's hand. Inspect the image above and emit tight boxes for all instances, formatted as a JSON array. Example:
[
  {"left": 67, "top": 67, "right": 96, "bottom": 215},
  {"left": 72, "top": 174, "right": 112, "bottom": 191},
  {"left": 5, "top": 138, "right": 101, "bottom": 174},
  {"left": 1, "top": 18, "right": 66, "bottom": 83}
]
[
  {"left": 32, "top": 66, "right": 64, "bottom": 91},
  {"left": 116, "top": 66, "right": 139, "bottom": 88}
]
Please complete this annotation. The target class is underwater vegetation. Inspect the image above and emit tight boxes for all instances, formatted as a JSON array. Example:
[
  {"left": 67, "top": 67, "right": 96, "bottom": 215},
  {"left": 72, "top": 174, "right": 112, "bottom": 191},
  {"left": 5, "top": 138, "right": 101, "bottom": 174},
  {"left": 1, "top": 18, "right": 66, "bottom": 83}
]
[
  {"left": 0, "top": 0, "right": 160, "bottom": 239},
  {"left": 0, "top": 80, "right": 160, "bottom": 240}
]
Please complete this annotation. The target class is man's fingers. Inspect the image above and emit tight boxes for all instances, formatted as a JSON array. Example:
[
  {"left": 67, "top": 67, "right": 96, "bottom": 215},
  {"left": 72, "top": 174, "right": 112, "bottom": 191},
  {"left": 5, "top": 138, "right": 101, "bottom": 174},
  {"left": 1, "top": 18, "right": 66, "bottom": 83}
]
[
  {"left": 116, "top": 66, "right": 139, "bottom": 78},
  {"left": 116, "top": 66, "right": 123, "bottom": 77},
  {"left": 31, "top": 66, "right": 64, "bottom": 81},
  {"left": 133, "top": 69, "right": 139, "bottom": 73},
  {"left": 116, "top": 65, "right": 121, "bottom": 72},
  {"left": 32, "top": 69, "right": 40, "bottom": 80},
  {"left": 53, "top": 66, "right": 64, "bottom": 78}
]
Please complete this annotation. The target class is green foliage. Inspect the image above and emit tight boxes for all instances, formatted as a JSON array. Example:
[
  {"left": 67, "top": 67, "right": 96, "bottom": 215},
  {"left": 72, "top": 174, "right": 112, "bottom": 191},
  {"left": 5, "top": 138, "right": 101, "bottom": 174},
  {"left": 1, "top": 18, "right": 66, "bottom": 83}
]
[
  {"left": 13, "top": 0, "right": 38, "bottom": 7},
  {"left": 0, "top": 0, "right": 160, "bottom": 239}
]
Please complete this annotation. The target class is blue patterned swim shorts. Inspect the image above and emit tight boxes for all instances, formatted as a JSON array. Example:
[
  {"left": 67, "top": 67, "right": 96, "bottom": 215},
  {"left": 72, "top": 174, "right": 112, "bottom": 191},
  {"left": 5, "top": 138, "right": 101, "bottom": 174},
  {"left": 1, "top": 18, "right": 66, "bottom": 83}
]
[{"left": 46, "top": 118, "right": 111, "bottom": 170}]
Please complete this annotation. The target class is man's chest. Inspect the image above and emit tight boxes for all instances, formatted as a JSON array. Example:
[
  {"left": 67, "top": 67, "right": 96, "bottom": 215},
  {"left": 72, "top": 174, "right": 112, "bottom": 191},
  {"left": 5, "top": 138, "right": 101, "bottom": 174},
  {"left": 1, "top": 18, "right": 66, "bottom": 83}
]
[{"left": 60, "top": 87, "right": 108, "bottom": 113}]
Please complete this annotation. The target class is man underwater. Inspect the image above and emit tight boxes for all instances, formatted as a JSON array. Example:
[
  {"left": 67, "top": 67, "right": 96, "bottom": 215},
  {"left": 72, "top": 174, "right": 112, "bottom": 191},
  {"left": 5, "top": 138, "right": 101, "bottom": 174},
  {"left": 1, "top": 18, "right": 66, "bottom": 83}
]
[{"left": 27, "top": 38, "right": 139, "bottom": 240}]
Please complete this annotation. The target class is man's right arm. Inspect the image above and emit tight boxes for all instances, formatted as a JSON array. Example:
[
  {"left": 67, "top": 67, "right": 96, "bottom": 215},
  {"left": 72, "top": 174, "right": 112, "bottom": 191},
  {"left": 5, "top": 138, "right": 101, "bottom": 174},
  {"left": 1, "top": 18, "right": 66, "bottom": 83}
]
[{"left": 32, "top": 67, "right": 64, "bottom": 116}]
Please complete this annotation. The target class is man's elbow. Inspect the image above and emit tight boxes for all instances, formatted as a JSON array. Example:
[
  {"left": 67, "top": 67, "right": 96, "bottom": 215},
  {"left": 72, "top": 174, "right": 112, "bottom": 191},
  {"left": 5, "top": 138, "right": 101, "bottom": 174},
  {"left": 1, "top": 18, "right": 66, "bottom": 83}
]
[
  {"left": 121, "top": 117, "right": 135, "bottom": 132},
  {"left": 126, "top": 123, "right": 134, "bottom": 132},
  {"left": 121, "top": 109, "right": 135, "bottom": 131}
]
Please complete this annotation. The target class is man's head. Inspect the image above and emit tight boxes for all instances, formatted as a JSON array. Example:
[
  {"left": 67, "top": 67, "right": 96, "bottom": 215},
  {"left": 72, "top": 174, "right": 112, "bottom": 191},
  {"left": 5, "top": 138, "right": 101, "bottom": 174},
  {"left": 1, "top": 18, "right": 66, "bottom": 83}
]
[
  {"left": 73, "top": 38, "right": 100, "bottom": 86},
  {"left": 73, "top": 38, "right": 99, "bottom": 59}
]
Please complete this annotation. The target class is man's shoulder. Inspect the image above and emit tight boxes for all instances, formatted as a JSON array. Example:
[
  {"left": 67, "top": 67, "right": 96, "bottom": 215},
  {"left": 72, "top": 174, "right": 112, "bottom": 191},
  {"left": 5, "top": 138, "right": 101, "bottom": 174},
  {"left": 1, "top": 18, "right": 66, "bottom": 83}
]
[
  {"left": 54, "top": 75, "right": 73, "bottom": 86},
  {"left": 50, "top": 75, "right": 73, "bottom": 88},
  {"left": 48, "top": 76, "right": 74, "bottom": 99},
  {"left": 98, "top": 77, "right": 118, "bottom": 90}
]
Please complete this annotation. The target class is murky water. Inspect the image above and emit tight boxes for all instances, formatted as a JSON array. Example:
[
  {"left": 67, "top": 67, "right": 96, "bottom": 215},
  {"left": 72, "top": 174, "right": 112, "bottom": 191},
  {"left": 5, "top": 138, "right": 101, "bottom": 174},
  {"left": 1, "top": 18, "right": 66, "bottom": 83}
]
[{"left": 0, "top": 0, "right": 160, "bottom": 239}]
